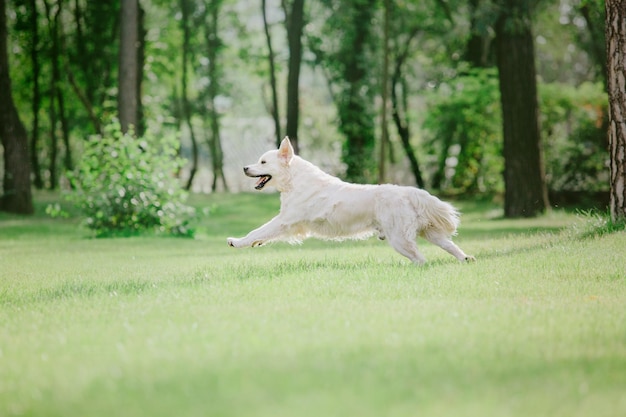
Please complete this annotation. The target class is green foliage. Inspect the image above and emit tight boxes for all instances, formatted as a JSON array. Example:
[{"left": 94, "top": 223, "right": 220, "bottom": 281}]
[
  {"left": 423, "top": 69, "right": 503, "bottom": 194},
  {"left": 539, "top": 82, "right": 608, "bottom": 192},
  {"left": 569, "top": 209, "right": 626, "bottom": 239},
  {"left": 309, "top": 0, "right": 379, "bottom": 183},
  {"left": 67, "top": 121, "right": 195, "bottom": 237},
  {"left": 423, "top": 73, "right": 608, "bottom": 196}
]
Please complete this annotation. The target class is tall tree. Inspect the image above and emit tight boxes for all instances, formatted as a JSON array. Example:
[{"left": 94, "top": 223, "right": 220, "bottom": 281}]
[
  {"left": 28, "top": 0, "right": 43, "bottom": 189},
  {"left": 378, "top": 0, "right": 390, "bottom": 184},
  {"left": 180, "top": 0, "right": 199, "bottom": 190},
  {"left": 204, "top": 0, "right": 228, "bottom": 192},
  {"left": 262, "top": 0, "right": 281, "bottom": 145},
  {"left": 387, "top": 0, "right": 452, "bottom": 188},
  {"left": 284, "top": 0, "right": 304, "bottom": 153},
  {"left": 42, "top": 0, "right": 58, "bottom": 188},
  {"left": 494, "top": 0, "right": 549, "bottom": 217},
  {"left": 340, "top": 0, "right": 377, "bottom": 183},
  {"left": 119, "top": 0, "right": 139, "bottom": 133},
  {"left": 43, "top": 0, "right": 72, "bottom": 189},
  {"left": 0, "top": 0, "right": 34, "bottom": 214},
  {"left": 312, "top": 0, "right": 377, "bottom": 183},
  {"left": 606, "top": 0, "right": 626, "bottom": 222},
  {"left": 390, "top": 27, "right": 424, "bottom": 188}
]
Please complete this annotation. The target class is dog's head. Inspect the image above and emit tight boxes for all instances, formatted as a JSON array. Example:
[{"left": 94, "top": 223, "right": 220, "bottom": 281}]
[{"left": 244, "top": 137, "right": 294, "bottom": 191}]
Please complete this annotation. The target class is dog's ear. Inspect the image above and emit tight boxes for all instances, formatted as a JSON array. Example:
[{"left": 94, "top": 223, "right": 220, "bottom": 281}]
[{"left": 278, "top": 137, "right": 294, "bottom": 163}]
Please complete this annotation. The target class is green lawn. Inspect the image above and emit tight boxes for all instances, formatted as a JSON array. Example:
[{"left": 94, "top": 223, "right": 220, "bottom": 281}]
[{"left": 1, "top": 192, "right": 625, "bottom": 417}]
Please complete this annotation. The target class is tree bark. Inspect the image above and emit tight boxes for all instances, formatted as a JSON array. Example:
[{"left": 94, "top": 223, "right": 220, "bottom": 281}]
[
  {"left": 495, "top": 0, "right": 549, "bottom": 217},
  {"left": 378, "top": 0, "right": 390, "bottom": 184},
  {"left": 606, "top": 0, "right": 626, "bottom": 222},
  {"left": 284, "top": 0, "right": 304, "bottom": 154},
  {"left": 119, "top": 0, "right": 139, "bottom": 134},
  {"left": 0, "top": 0, "right": 34, "bottom": 214}
]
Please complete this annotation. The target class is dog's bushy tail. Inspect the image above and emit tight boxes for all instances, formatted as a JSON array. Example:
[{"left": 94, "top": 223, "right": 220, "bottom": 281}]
[{"left": 414, "top": 190, "right": 461, "bottom": 236}]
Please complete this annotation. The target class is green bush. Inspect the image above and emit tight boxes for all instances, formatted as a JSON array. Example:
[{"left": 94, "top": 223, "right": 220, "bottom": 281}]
[
  {"left": 539, "top": 82, "right": 608, "bottom": 192},
  {"left": 67, "top": 121, "right": 195, "bottom": 237},
  {"left": 423, "top": 69, "right": 503, "bottom": 195},
  {"left": 423, "top": 73, "right": 608, "bottom": 197}
]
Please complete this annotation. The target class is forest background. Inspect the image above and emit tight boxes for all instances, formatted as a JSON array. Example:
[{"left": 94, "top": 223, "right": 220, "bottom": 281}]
[{"left": 0, "top": 0, "right": 618, "bottom": 226}]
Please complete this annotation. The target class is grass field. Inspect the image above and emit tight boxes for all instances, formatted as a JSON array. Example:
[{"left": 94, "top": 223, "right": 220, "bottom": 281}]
[{"left": 1, "top": 192, "right": 625, "bottom": 417}]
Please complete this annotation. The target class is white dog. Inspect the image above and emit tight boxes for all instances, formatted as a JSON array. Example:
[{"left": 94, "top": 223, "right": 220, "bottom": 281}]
[{"left": 227, "top": 138, "right": 475, "bottom": 265}]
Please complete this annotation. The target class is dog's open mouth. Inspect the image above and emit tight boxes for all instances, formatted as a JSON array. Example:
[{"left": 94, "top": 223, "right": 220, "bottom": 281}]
[{"left": 254, "top": 175, "right": 272, "bottom": 190}]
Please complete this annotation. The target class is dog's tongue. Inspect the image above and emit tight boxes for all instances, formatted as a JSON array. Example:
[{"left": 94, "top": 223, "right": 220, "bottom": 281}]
[{"left": 256, "top": 177, "right": 265, "bottom": 187}]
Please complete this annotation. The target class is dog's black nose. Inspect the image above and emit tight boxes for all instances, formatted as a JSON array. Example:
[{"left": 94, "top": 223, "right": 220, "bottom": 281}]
[{"left": 243, "top": 166, "right": 249, "bottom": 173}]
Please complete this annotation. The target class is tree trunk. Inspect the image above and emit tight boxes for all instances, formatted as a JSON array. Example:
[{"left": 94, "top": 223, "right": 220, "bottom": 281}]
[
  {"left": 43, "top": 0, "right": 61, "bottom": 190},
  {"left": 180, "top": 0, "right": 198, "bottom": 191},
  {"left": 378, "top": 0, "right": 390, "bottom": 184},
  {"left": 206, "top": 0, "right": 227, "bottom": 192},
  {"left": 119, "top": 0, "right": 138, "bottom": 134},
  {"left": 389, "top": 25, "right": 424, "bottom": 188},
  {"left": 284, "top": 0, "right": 304, "bottom": 154},
  {"left": 391, "top": 64, "right": 424, "bottom": 188},
  {"left": 28, "top": 0, "right": 43, "bottom": 189},
  {"left": 606, "top": 0, "right": 626, "bottom": 222},
  {"left": 136, "top": 3, "right": 146, "bottom": 137},
  {"left": 49, "top": 1, "right": 72, "bottom": 177},
  {"left": 495, "top": 0, "right": 549, "bottom": 217},
  {"left": 262, "top": 0, "right": 281, "bottom": 146},
  {"left": 0, "top": 0, "right": 34, "bottom": 214}
]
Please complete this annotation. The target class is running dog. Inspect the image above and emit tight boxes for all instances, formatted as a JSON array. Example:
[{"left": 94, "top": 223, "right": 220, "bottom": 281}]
[{"left": 227, "top": 138, "right": 475, "bottom": 265}]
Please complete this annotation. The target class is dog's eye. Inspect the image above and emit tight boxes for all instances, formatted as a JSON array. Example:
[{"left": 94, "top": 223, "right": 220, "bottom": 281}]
[{"left": 261, "top": 160, "right": 266, "bottom": 164}]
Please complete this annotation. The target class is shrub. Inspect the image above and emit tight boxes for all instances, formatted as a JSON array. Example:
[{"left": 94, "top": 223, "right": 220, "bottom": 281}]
[
  {"left": 67, "top": 121, "right": 195, "bottom": 237},
  {"left": 539, "top": 82, "right": 608, "bottom": 192},
  {"left": 423, "top": 69, "right": 503, "bottom": 195},
  {"left": 423, "top": 74, "right": 608, "bottom": 197}
]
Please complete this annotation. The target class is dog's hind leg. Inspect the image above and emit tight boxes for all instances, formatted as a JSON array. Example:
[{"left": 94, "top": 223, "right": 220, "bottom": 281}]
[
  {"left": 386, "top": 235, "right": 427, "bottom": 265},
  {"left": 424, "top": 231, "right": 475, "bottom": 262}
]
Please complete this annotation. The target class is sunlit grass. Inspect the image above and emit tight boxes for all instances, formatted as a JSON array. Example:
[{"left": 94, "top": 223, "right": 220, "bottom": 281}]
[{"left": 1, "top": 192, "right": 625, "bottom": 417}]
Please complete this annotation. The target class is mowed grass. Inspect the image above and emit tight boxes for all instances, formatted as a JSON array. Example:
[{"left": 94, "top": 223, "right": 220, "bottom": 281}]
[{"left": 1, "top": 192, "right": 625, "bottom": 417}]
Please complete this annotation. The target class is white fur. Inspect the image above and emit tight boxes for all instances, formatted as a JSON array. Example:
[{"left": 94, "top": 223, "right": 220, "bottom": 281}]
[{"left": 227, "top": 138, "right": 475, "bottom": 265}]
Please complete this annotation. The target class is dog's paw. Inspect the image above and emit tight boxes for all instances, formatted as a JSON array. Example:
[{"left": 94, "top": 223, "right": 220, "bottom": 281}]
[
  {"left": 464, "top": 255, "right": 476, "bottom": 262},
  {"left": 251, "top": 240, "right": 264, "bottom": 247},
  {"left": 227, "top": 237, "right": 241, "bottom": 248}
]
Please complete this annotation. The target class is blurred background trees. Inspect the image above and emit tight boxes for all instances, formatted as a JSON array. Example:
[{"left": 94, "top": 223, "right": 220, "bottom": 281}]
[{"left": 0, "top": 0, "right": 616, "bottom": 218}]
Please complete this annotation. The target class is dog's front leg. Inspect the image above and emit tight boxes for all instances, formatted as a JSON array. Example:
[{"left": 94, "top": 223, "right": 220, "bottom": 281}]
[{"left": 227, "top": 216, "right": 286, "bottom": 248}]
